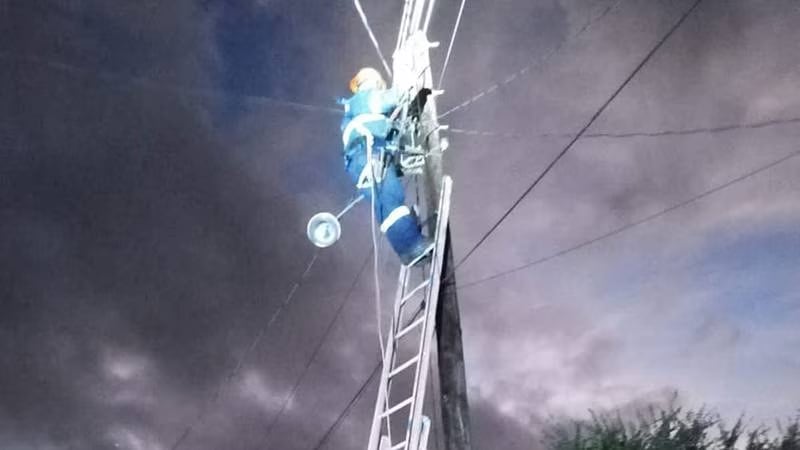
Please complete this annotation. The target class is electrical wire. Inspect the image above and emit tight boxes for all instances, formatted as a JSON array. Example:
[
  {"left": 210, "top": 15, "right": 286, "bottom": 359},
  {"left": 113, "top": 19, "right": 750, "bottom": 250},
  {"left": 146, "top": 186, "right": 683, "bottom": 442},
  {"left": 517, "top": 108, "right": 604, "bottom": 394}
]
[
  {"left": 353, "top": 0, "right": 393, "bottom": 77},
  {"left": 439, "top": 0, "right": 626, "bottom": 118},
  {"left": 458, "top": 148, "right": 800, "bottom": 291},
  {"left": 449, "top": 127, "right": 524, "bottom": 139},
  {"left": 453, "top": 0, "right": 705, "bottom": 272},
  {"left": 449, "top": 116, "right": 800, "bottom": 142},
  {"left": 254, "top": 137, "right": 418, "bottom": 448},
  {"left": 312, "top": 304, "right": 426, "bottom": 450},
  {"left": 312, "top": 361, "right": 382, "bottom": 450},
  {"left": 0, "top": 51, "right": 340, "bottom": 116},
  {"left": 438, "top": 0, "right": 467, "bottom": 89},
  {"left": 170, "top": 250, "right": 320, "bottom": 450},
  {"left": 584, "top": 116, "right": 800, "bottom": 139},
  {"left": 258, "top": 252, "right": 373, "bottom": 449}
]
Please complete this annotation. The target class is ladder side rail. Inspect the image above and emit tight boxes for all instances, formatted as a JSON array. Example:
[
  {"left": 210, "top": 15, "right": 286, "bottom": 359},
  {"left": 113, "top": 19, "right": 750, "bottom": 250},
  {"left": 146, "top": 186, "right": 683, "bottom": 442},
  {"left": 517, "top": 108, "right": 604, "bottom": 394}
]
[
  {"left": 400, "top": 272, "right": 435, "bottom": 450},
  {"left": 388, "top": 266, "right": 415, "bottom": 446},
  {"left": 396, "top": 0, "right": 414, "bottom": 53},
  {"left": 372, "top": 29, "right": 445, "bottom": 450},
  {"left": 423, "top": 0, "right": 436, "bottom": 34},
  {"left": 378, "top": 176, "right": 451, "bottom": 450},
  {"left": 406, "top": 177, "right": 452, "bottom": 449},
  {"left": 368, "top": 266, "right": 412, "bottom": 449},
  {"left": 417, "top": 416, "right": 431, "bottom": 450},
  {"left": 385, "top": 265, "right": 417, "bottom": 445},
  {"left": 409, "top": 0, "right": 427, "bottom": 37}
]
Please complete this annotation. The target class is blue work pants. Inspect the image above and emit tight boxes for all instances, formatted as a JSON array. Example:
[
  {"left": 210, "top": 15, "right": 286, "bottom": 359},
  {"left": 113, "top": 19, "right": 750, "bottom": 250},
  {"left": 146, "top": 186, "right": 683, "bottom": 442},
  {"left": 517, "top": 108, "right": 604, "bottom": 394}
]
[{"left": 344, "top": 142, "right": 425, "bottom": 260}]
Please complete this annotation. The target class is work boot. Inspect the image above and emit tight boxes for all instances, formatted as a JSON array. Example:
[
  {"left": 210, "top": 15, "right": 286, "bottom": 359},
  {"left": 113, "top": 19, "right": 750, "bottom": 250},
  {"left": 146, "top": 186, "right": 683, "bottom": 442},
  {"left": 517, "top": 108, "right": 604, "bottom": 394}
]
[{"left": 399, "top": 236, "right": 435, "bottom": 266}]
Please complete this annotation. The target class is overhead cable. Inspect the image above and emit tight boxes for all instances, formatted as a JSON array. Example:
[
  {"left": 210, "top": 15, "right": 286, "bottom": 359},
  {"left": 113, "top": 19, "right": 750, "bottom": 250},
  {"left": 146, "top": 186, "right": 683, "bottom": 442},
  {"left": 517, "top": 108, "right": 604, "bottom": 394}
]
[
  {"left": 449, "top": 116, "right": 800, "bottom": 141},
  {"left": 258, "top": 252, "right": 373, "bottom": 449},
  {"left": 0, "top": 52, "right": 340, "bottom": 115},
  {"left": 311, "top": 305, "right": 425, "bottom": 450},
  {"left": 459, "top": 148, "right": 800, "bottom": 290},
  {"left": 312, "top": 362, "right": 382, "bottom": 450},
  {"left": 170, "top": 251, "right": 320, "bottom": 450},
  {"left": 439, "top": 0, "right": 626, "bottom": 118},
  {"left": 584, "top": 116, "right": 800, "bottom": 139},
  {"left": 353, "top": 0, "right": 394, "bottom": 77},
  {"left": 438, "top": 0, "right": 467, "bottom": 89},
  {"left": 453, "top": 0, "right": 706, "bottom": 272}
]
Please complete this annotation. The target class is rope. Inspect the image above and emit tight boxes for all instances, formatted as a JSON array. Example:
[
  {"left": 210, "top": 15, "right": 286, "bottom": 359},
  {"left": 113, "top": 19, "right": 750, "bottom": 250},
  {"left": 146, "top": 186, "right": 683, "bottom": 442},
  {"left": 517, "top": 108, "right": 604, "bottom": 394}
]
[
  {"left": 354, "top": 0, "right": 393, "bottom": 77},
  {"left": 439, "top": 0, "right": 626, "bottom": 118},
  {"left": 438, "top": 0, "right": 466, "bottom": 89},
  {"left": 364, "top": 135, "right": 386, "bottom": 359},
  {"left": 365, "top": 134, "right": 398, "bottom": 445}
]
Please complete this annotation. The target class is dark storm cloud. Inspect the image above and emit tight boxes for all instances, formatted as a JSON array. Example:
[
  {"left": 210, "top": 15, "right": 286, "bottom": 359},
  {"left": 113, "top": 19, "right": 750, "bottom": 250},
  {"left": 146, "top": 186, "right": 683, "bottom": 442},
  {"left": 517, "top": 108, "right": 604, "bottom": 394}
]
[
  {"left": 440, "top": 0, "right": 800, "bottom": 431},
  {"left": 0, "top": 56, "right": 298, "bottom": 448},
  {"left": 2, "top": 0, "right": 800, "bottom": 448},
  {"left": 0, "top": 1, "right": 342, "bottom": 448},
  {"left": 1, "top": 1, "right": 400, "bottom": 448}
]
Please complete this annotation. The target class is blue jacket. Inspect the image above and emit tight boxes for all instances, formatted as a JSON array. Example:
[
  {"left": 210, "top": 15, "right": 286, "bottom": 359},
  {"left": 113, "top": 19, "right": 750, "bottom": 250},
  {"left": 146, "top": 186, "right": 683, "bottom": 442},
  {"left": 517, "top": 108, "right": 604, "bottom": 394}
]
[{"left": 340, "top": 87, "right": 401, "bottom": 151}]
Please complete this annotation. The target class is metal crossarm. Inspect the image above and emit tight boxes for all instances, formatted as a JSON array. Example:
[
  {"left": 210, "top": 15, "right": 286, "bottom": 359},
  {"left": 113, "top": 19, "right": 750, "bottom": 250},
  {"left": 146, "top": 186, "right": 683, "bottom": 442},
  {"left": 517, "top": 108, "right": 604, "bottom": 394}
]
[{"left": 367, "top": 176, "right": 453, "bottom": 450}]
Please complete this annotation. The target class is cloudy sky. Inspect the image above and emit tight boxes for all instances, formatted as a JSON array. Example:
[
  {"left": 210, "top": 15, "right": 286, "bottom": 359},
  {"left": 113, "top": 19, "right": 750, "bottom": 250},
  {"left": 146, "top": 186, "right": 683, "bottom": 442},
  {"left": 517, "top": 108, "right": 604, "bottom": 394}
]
[{"left": 1, "top": 0, "right": 799, "bottom": 449}]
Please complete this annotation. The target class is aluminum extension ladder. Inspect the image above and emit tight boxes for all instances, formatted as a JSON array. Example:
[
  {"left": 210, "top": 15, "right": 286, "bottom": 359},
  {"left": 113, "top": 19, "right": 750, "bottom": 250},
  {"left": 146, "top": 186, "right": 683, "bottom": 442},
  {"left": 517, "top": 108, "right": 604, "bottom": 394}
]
[{"left": 367, "top": 176, "right": 453, "bottom": 450}]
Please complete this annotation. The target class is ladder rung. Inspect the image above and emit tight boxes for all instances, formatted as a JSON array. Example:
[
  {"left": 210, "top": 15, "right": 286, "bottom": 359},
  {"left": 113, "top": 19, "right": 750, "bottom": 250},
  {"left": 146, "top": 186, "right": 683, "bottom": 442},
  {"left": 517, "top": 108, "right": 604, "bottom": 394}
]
[
  {"left": 395, "top": 316, "right": 425, "bottom": 340},
  {"left": 391, "top": 440, "right": 408, "bottom": 450},
  {"left": 400, "top": 279, "right": 430, "bottom": 306},
  {"left": 389, "top": 355, "right": 419, "bottom": 378},
  {"left": 381, "top": 396, "right": 413, "bottom": 418}
]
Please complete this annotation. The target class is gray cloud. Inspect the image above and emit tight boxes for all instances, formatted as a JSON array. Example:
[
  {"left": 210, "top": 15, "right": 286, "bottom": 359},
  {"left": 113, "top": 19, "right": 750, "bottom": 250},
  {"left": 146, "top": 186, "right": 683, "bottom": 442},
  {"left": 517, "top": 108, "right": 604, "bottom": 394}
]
[{"left": 2, "top": 0, "right": 800, "bottom": 449}]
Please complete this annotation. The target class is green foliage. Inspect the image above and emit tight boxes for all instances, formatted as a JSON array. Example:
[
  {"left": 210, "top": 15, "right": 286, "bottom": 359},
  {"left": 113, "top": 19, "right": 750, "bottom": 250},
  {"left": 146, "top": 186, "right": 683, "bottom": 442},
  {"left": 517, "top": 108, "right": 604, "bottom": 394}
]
[{"left": 544, "top": 404, "right": 800, "bottom": 450}]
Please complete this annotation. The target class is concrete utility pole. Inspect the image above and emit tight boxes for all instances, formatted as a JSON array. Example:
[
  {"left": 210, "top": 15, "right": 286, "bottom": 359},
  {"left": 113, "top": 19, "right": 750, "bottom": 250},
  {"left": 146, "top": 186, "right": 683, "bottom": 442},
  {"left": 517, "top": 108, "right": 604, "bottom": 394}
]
[
  {"left": 416, "top": 39, "right": 473, "bottom": 450},
  {"left": 434, "top": 231, "right": 472, "bottom": 450}
]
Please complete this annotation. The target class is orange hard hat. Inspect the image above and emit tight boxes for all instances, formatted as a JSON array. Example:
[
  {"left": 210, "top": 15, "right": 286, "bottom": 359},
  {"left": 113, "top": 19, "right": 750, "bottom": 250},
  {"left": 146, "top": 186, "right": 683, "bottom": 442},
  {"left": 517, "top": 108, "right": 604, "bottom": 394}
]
[{"left": 349, "top": 67, "right": 386, "bottom": 93}]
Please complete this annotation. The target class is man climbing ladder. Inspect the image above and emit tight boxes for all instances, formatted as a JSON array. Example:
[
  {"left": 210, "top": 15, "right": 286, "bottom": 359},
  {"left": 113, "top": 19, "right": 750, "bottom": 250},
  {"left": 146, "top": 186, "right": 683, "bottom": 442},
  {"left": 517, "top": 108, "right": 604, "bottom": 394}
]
[{"left": 340, "top": 67, "right": 433, "bottom": 265}]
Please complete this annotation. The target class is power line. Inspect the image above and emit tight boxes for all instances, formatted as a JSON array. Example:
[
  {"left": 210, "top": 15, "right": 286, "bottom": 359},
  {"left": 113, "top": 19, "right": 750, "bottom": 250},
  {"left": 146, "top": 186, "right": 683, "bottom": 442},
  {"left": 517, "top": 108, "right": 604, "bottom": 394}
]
[
  {"left": 170, "top": 251, "right": 320, "bottom": 450},
  {"left": 448, "top": 127, "right": 524, "bottom": 139},
  {"left": 0, "top": 51, "right": 340, "bottom": 115},
  {"left": 311, "top": 304, "right": 425, "bottom": 450},
  {"left": 353, "top": 0, "right": 393, "bottom": 77},
  {"left": 458, "top": 148, "right": 800, "bottom": 290},
  {"left": 439, "top": 0, "right": 626, "bottom": 119},
  {"left": 584, "top": 116, "right": 800, "bottom": 139},
  {"left": 258, "top": 251, "right": 373, "bottom": 449},
  {"left": 312, "top": 361, "right": 382, "bottom": 450},
  {"left": 453, "top": 0, "right": 705, "bottom": 272},
  {"left": 438, "top": 0, "right": 467, "bottom": 89},
  {"left": 448, "top": 116, "right": 800, "bottom": 141}
]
